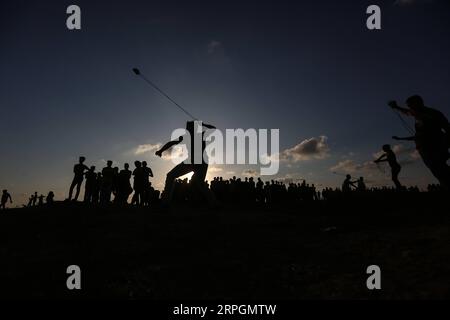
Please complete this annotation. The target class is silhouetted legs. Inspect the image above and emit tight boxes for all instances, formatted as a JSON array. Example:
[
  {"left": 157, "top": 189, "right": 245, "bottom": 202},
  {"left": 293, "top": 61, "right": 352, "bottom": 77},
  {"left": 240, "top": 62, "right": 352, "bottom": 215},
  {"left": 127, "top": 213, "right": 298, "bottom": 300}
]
[
  {"left": 163, "top": 163, "right": 195, "bottom": 203},
  {"left": 391, "top": 166, "right": 402, "bottom": 189},
  {"left": 100, "top": 184, "right": 112, "bottom": 204},
  {"left": 68, "top": 177, "right": 83, "bottom": 201},
  {"left": 420, "top": 150, "right": 450, "bottom": 189},
  {"left": 162, "top": 163, "right": 216, "bottom": 205}
]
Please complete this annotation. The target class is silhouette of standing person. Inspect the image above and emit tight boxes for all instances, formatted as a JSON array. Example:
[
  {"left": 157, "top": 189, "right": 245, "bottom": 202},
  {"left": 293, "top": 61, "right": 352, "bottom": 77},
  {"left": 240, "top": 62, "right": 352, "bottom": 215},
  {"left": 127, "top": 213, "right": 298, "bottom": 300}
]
[
  {"left": 374, "top": 144, "right": 403, "bottom": 189},
  {"left": 156, "top": 120, "right": 217, "bottom": 205},
  {"left": 84, "top": 166, "right": 97, "bottom": 203},
  {"left": 68, "top": 156, "right": 89, "bottom": 201},
  {"left": 31, "top": 192, "right": 38, "bottom": 206},
  {"left": 27, "top": 195, "right": 33, "bottom": 207},
  {"left": 117, "top": 163, "right": 133, "bottom": 205},
  {"left": 390, "top": 96, "right": 449, "bottom": 188},
  {"left": 141, "top": 161, "right": 154, "bottom": 206},
  {"left": 38, "top": 195, "right": 44, "bottom": 206},
  {"left": 132, "top": 161, "right": 144, "bottom": 205},
  {"left": 1, "top": 190, "right": 12, "bottom": 209},
  {"left": 93, "top": 172, "right": 102, "bottom": 204},
  {"left": 46, "top": 191, "right": 54, "bottom": 205},
  {"left": 112, "top": 167, "right": 120, "bottom": 202},
  {"left": 101, "top": 160, "right": 114, "bottom": 204}
]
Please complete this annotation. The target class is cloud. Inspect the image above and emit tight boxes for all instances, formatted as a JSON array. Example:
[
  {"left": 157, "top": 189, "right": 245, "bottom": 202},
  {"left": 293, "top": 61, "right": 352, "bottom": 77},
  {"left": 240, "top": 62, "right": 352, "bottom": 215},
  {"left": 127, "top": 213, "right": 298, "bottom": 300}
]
[
  {"left": 161, "top": 145, "right": 187, "bottom": 162},
  {"left": 135, "top": 143, "right": 161, "bottom": 155},
  {"left": 208, "top": 166, "right": 223, "bottom": 173},
  {"left": 330, "top": 159, "right": 377, "bottom": 174},
  {"left": 280, "top": 136, "right": 330, "bottom": 162}
]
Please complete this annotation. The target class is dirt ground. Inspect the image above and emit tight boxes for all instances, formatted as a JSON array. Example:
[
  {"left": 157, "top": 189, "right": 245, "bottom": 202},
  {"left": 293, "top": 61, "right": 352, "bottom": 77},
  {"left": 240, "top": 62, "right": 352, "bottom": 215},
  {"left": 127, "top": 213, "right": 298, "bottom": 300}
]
[{"left": 0, "top": 195, "right": 449, "bottom": 299}]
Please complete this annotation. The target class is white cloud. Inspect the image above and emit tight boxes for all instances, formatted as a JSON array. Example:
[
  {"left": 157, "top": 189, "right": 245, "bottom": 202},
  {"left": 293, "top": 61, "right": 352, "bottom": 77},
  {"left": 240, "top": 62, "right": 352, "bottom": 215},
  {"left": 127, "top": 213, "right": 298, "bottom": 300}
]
[
  {"left": 135, "top": 143, "right": 161, "bottom": 155},
  {"left": 280, "top": 136, "right": 330, "bottom": 162},
  {"left": 208, "top": 166, "right": 223, "bottom": 173},
  {"left": 330, "top": 159, "right": 377, "bottom": 174}
]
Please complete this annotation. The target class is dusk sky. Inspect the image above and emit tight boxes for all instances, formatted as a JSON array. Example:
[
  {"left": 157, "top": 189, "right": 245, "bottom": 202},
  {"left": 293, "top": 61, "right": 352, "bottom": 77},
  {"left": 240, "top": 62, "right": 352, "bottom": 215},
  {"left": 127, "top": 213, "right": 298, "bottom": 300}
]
[{"left": 1, "top": 0, "right": 450, "bottom": 205}]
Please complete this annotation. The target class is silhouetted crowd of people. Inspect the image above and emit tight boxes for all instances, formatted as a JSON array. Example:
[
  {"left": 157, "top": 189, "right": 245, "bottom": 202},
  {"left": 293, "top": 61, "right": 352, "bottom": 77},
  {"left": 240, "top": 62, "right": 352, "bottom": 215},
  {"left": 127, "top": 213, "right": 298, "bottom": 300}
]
[
  {"left": 67, "top": 157, "right": 159, "bottom": 206},
  {"left": 168, "top": 174, "right": 443, "bottom": 206},
  {"left": 26, "top": 191, "right": 54, "bottom": 207}
]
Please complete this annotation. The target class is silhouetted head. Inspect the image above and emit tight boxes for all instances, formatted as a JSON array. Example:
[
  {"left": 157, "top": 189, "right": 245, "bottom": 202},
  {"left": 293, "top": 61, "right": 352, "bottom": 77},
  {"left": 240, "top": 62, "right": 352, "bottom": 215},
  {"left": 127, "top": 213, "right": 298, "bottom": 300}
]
[
  {"left": 2, "top": 190, "right": 6, "bottom": 193},
  {"left": 142, "top": 161, "right": 147, "bottom": 167},
  {"left": 382, "top": 144, "right": 391, "bottom": 152},
  {"left": 346, "top": 174, "right": 351, "bottom": 180},
  {"left": 90, "top": 166, "right": 95, "bottom": 171},
  {"left": 107, "top": 160, "right": 113, "bottom": 167},
  {"left": 79, "top": 156, "right": 86, "bottom": 163},
  {"left": 134, "top": 161, "right": 141, "bottom": 168},
  {"left": 114, "top": 167, "right": 119, "bottom": 173},
  {"left": 406, "top": 95, "right": 424, "bottom": 111},
  {"left": 124, "top": 163, "right": 129, "bottom": 170},
  {"left": 359, "top": 177, "right": 364, "bottom": 181}
]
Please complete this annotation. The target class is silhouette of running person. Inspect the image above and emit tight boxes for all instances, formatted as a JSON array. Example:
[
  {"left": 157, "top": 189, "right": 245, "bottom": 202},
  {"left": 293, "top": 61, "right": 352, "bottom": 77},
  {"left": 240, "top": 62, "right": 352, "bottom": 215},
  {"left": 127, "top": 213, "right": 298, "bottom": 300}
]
[
  {"left": 390, "top": 96, "right": 449, "bottom": 188},
  {"left": 374, "top": 144, "right": 403, "bottom": 189},
  {"left": 68, "top": 156, "right": 89, "bottom": 201},
  {"left": 342, "top": 174, "right": 356, "bottom": 193},
  {"left": 101, "top": 160, "right": 115, "bottom": 204},
  {"left": 156, "top": 120, "right": 217, "bottom": 205},
  {"left": 1, "top": 190, "right": 12, "bottom": 209}
]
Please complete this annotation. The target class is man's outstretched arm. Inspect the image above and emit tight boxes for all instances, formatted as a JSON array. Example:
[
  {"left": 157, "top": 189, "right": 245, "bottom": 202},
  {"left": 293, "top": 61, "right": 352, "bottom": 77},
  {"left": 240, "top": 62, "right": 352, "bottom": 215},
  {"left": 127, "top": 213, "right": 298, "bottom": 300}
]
[
  {"left": 374, "top": 154, "right": 387, "bottom": 163},
  {"left": 156, "top": 136, "right": 183, "bottom": 157},
  {"left": 388, "top": 101, "right": 413, "bottom": 116}
]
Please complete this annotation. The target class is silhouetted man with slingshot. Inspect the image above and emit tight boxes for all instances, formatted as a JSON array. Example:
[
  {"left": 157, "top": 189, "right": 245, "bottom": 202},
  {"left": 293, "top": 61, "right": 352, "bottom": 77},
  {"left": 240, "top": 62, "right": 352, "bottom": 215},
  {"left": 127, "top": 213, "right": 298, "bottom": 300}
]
[
  {"left": 156, "top": 120, "right": 217, "bottom": 205},
  {"left": 374, "top": 144, "right": 403, "bottom": 189},
  {"left": 389, "top": 95, "right": 449, "bottom": 189},
  {"left": 132, "top": 68, "right": 220, "bottom": 205}
]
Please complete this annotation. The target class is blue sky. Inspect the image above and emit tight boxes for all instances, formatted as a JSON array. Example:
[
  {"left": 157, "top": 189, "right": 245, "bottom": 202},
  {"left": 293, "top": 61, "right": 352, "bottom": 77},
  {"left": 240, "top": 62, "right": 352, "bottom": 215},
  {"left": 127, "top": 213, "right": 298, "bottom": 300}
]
[{"left": 1, "top": 0, "right": 450, "bottom": 205}]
